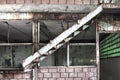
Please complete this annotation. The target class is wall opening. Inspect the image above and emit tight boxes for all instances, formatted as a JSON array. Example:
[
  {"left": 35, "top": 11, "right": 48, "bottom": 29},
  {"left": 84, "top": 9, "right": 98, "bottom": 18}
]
[{"left": 100, "top": 33, "right": 120, "bottom": 80}]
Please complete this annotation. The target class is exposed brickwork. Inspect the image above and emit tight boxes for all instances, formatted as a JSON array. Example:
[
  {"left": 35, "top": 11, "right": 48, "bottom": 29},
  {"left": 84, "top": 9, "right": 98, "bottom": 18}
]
[
  {"left": 25, "top": 0, "right": 32, "bottom": 4},
  {"left": 42, "top": 0, "right": 49, "bottom": 4},
  {"left": 0, "top": 71, "right": 31, "bottom": 80},
  {"left": 83, "top": 0, "right": 90, "bottom": 4},
  {"left": 50, "top": 0, "right": 58, "bottom": 4},
  {"left": 59, "top": 0, "right": 66, "bottom": 4},
  {"left": 75, "top": 0, "right": 83, "bottom": 4},
  {"left": 0, "top": 0, "right": 6, "bottom": 3},
  {"left": 67, "top": 0, "right": 74, "bottom": 4},
  {"left": 0, "top": 67, "right": 96, "bottom": 80},
  {"left": 37, "top": 66, "right": 97, "bottom": 80},
  {"left": 16, "top": 0, "right": 24, "bottom": 3},
  {"left": 33, "top": 0, "right": 42, "bottom": 4},
  {"left": 6, "top": 0, "right": 15, "bottom": 4},
  {"left": 91, "top": 0, "right": 98, "bottom": 4}
]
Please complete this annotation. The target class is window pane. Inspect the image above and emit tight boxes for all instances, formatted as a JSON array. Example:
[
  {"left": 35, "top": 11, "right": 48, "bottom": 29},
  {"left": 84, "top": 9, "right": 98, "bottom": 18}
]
[
  {"left": 0, "top": 46, "right": 32, "bottom": 68},
  {"left": 69, "top": 45, "right": 96, "bottom": 66},
  {"left": 40, "top": 45, "right": 67, "bottom": 66}
]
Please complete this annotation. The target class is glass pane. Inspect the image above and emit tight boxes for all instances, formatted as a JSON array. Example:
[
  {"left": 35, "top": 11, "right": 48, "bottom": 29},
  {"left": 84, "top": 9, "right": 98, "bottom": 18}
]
[{"left": 69, "top": 45, "right": 96, "bottom": 66}]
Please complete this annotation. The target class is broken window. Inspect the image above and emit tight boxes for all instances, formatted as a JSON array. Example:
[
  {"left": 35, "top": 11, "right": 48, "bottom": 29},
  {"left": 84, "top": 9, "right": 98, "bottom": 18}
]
[
  {"left": 0, "top": 20, "right": 97, "bottom": 69},
  {"left": 0, "top": 20, "right": 32, "bottom": 69},
  {"left": 40, "top": 21, "right": 96, "bottom": 66}
]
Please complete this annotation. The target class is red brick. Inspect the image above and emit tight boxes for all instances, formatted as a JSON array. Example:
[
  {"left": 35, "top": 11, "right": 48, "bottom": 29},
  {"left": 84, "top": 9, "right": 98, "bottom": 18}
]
[
  {"left": 90, "top": 68, "right": 96, "bottom": 73},
  {"left": 6, "top": 0, "right": 15, "bottom": 3},
  {"left": 50, "top": 0, "right": 58, "bottom": 4},
  {"left": 16, "top": 0, "right": 24, "bottom": 3},
  {"left": 25, "top": 0, "right": 32, "bottom": 3},
  {"left": 66, "top": 68, "right": 74, "bottom": 72},
  {"left": 89, "top": 77, "right": 96, "bottom": 80},
  {"left": 66, "top": 78, "right": 73, "bottom": 80},
  {"left": 44, "top": 73, "right": 51, "bottom": 78},
  {"left": 75, "top": 0, "right": 82, "bottom": 4},
  {"left": 0, "top": 74, "right": 4, "bottom": 78},
  {"left": 26, "top": 79, "right": 31, "bottom": 80},
  {"left": 49, "top": 78, "right": 55, "bottom": 80},
  {"left": 38, "top": 73, "right": 43, "bottom": 78},
  {"left": 78, "top": 73, "right": 85, "bottom": 77},
  {"left": 49, "top": 69, "right": 57, "bottom": 72},
  {"left": 58, "top": 68, "right": 65, "bottom": 72},
  {"left": 83, "top": 0, "right": 90, "bottom": 4},
  {"left": 18, "top": 79, "right": 26, "bottom": 80},
  {"left": 33, "top": 0, "right": 42, "bottom": 4},
  {"left": 23, "top": 73, "right": 31, "bottom": 78},
  {"left": 0, "top": 0, "right": 6, "bottom": 4},
  {"left": 42, "top": 0, "right": 49, "bottom": 4},
  {"left": 57, "top": 78, "right": 65, "bottom": 80},
  {"left": 52, "top": 73, "right": 60, "bottom": 78},
  {"left": 67, "top": 0, "right": 74, "bottom": 4},
  {"left": 43, "top": 78, "right": 47, "bottom": 80},
  {"left": 83, "top": 68, "right": 89, "bottom": 72},
  {"left": 69, "top": 73, "right": 77, "bottom": 77},
  {"left": 86, "top": 72, "right": 94, "bottom": 77},
  {"left": 14, "top": 74, "right": 23, "bottom": 78},
  {"left": 59, "top": 0, "right": 66, "bottom": 4},
  {"left": 61, "top": 73, "right": 68, "bottom": 77},
  {"left": 91, "top": 0, "right": 98, "bottom": 4},
  {"left": 74, "top": 78, "right": 82, "bottom": 80},
  {"left": 75, "top": 68, "right": 82, "bottom": 72},
  {"left": 5, "top": 74, "right": 14, "bottom": 78}
]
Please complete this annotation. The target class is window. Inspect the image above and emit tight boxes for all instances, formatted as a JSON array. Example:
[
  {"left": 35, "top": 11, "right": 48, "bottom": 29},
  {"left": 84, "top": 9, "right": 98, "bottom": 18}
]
[
  {"left": 0, "top": 20, "right": 96, "bottom": 69},
  {"left": 0, "top": 20, "right": 32, "bottom": 69}
]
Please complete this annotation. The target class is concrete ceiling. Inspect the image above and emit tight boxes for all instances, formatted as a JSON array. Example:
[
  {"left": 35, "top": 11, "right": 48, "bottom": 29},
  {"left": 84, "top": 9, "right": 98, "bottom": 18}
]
[{"left": 0, "top": 20, "right": 96, "bottom": 43}]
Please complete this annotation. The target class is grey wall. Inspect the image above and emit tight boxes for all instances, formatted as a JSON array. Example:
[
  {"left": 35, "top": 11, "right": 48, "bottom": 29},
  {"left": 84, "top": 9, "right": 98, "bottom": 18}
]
[{"left": 101, "top": 57, "right": 120, "bottom": 80}]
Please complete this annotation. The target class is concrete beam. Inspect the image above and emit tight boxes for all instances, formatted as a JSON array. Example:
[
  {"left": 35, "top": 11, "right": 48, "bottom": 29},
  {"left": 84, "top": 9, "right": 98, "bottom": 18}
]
[
  {"left": 103, "top": 4, "right": 120, "bottom": 9},
  {"left": 0, "top": 13, "right": 86, "bottom": 20},
  {"left": 0, "top": 4, "right": 97, "bottom": 13},
  {"left": 102, "top": 4, "right": 120, "bottom": 13}
]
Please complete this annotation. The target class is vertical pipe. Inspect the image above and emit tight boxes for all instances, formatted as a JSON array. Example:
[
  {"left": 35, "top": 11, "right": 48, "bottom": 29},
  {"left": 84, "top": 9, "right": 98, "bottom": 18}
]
[
  {"left": 33, "top": 66, "right": 38, "bottom": 80},
  {"left": 96, "top": 22, "right": 100, "bottom": 80},
  {"left": 37, "top": 21, "right": 40, "bottom": 50},
  {"left": 32, "top": 22, "right": 35, "bottom": 54},
  {"left": 67, "top": 42, "right": 70, "bottom": 66},
  {"left": 32, "top": 21, "right": 40, "bottom": 80},
  {"left": 38, "top": 21, "right": 41, "bottom": 67}
]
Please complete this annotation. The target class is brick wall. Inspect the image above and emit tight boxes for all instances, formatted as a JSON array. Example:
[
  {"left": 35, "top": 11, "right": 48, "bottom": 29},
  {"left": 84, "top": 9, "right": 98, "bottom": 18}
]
[
  {"left": 0, "top": 66, "right": 97, "bottom": 80},
  {"left": 0, "top": 71, "right": 31, "bottom": 80},
  {"left": 0, "top": 0, "right": 98, "bottom": 4}
]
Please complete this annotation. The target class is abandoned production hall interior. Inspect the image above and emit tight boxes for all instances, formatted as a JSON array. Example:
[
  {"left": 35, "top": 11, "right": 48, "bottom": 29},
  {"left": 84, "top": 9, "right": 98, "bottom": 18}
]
[{"left": 0, "top": 0, "right": 120, "bottom": 80}]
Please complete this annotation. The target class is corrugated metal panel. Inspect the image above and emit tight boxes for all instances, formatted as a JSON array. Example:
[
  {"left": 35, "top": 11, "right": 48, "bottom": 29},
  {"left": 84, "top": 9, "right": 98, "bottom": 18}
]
[{"left": 100, "top": 33, "right": 120, "bottom": 58}]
